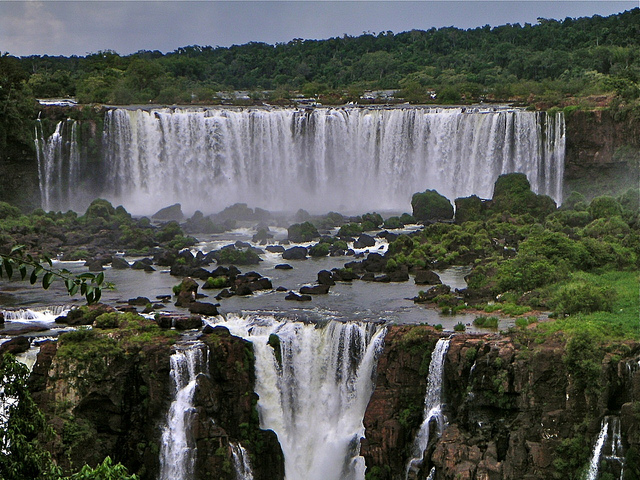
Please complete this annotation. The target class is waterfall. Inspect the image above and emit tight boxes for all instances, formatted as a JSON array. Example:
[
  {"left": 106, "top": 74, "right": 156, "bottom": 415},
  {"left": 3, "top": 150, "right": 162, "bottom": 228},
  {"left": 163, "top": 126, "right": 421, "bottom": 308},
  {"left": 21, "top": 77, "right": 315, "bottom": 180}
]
[
  {"left": 586, "top": 416, "right": 625, "bottom": 480},
  {"left": 405, "top": 338, "right": 450, "bottom": 479},
  {"left": 216, "top": 314, "right": 386, "bottom": 480},
  {"left": 35, "top": 119, "right": 81, "bottom": 212},
  {"left": 158, "top": 340, "right": 209, "bottom": 480},
  {"left": 37, "top": 106, "right": 565, "bottom": 214},
  {"left": 230, "top": 442, "right": 254, "bottom": 480},
  {"left": 1, "top": 306, "right": 71, "bottom": 323}
]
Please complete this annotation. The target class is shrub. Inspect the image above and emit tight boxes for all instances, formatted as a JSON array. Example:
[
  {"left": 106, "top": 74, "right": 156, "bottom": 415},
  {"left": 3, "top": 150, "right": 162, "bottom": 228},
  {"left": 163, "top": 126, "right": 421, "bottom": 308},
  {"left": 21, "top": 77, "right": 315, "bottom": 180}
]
[
  {"left": 490, "top": 173, "right": 556, "bottom": 220},
  {"left": 453, "top": 322, "right": 466, "bottom": 332},
  {"left": 287, "top": 221, "right": 319, "bottom": 242},
  {"left": 383, "top": 216, "right": 403, "bottom": 229},
  {"left": 308, "top": 242, "right": 330, "bottom": 257},
  {"left": 589, "top": 195, "right": 623, "bottom": 219},
  {"left": 0, "top": 201, "right": 22, "bottom": 219},
  {"left": 455, "top": 195, "right": 485, "bottom": 223},
  {"left": 216, "top": 247, "right": 261, "bottom": 265},
  {"left": 552, "top": 282, "right": 616, "bottom": 315},
  {"left": 497, "top": 255, "right": 560, "bottom": 292},
  {"left": 361, "top": 212, "right": 383, "bottom": 228},
  {"left": 337, "top": 222, "right": 363, "bottom": 237},
  {"left": 204, "top": 276, "right": 229, "bottom": 289},
  {"left": 473, "top": 316, "right": 499, "bottom": 328},
  {"left": 94, "top": 312, "right": 121, "bottom": 329},
  {"left": 399, "top": 213, "right": 416, "bottom": 224},
  {"left": 156, "top": 221, "right": 183, "bottom": 243},
  {"left": 83, "top": 198, "right": 116, "bottom": 221},
  {"left": 411, "top": 189, "right": 454, "bottom": 221}
]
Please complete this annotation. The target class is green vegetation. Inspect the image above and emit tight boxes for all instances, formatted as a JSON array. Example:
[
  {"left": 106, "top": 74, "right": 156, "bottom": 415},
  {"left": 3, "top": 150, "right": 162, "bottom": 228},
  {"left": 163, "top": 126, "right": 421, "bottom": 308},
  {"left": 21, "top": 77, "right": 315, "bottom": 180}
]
[
  {"left": 473, "top": 316, "right": 499, "bottom": 329},
  {"left": 0, "top": 355, "right": 137, "bottom": 480},
  {"left": 411, "top": 189, "right": 454, "bottom": 221},
  {"left": 287, "top": 221, "right": 320, "bottom": 242}
]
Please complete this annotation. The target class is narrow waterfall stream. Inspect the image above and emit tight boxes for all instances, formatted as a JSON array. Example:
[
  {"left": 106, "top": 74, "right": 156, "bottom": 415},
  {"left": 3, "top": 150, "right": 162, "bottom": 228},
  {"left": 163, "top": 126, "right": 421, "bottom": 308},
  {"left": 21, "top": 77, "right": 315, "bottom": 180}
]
[
  {"left": 217, "top": 314, "right": 386, "bottom": 480},
  {"left": 230, "top": 442, "right": 254, "bottom": 480},
  {"left": 158, "top": 340, "right": 209, "bottom": 480},
  {"left": 405, "top": 338, "right": 450, "bottom": 479},
  {"left": 586, "top": 416, "right": 625, "bottom": 480}
]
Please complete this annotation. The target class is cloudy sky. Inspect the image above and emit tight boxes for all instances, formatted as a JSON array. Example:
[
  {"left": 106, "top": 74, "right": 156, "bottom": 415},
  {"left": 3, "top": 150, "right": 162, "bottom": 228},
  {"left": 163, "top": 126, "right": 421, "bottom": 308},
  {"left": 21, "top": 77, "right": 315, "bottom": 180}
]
[{"left": 0, "top": 1, "right": 636, "bottom": 57}]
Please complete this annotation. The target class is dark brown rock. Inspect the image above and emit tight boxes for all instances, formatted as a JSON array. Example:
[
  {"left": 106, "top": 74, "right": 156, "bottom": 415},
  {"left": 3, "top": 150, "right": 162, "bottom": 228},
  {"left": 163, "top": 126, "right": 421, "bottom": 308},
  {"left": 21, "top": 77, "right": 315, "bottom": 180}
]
[{"left": 414, "top": 269, "right": 441, "bottom": 285}]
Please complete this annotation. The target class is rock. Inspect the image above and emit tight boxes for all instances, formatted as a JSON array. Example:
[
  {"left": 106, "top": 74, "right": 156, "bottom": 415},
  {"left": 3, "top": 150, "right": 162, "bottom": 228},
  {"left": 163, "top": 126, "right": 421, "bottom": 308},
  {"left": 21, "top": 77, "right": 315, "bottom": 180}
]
[
  {"left": 413, "top": 284, "right": 451, "bottom": 303},
  {"left": 248, "top": 278, "right": 273, "bottom": 292},
  {"left": 317, "top": 270, "right": 336, "bottom": 285},
  {"left": 332, "top": 268, "right": 360, "bottom": 281},
  {"left": 414, "top": 269, "right": 442, "bottom": 285},
  {"left": 155, "top": 315, "right": 173, "bottom": 328},
  {"left": 216, "top": 289, "right": 234, "bottom": 299},
  {"left": 131, "top": 260, "right": 152, "bottom": 270},
  {"left": 361, "top": 272, "right": 375, "bottom": 281},
  {"left": 285, "top": 291, "right": 312, "bottom": 301},
  {"left": 276, "top": 286, "right": 288, "bottom": 292},
  {"left": 266, "top": 245, "right": 286, "bottom": 253},
  {"left": 354, "top": 233, "right": 376, "bottom": 249},
  {"left": 85, "top": 260, "right": 104, "bottom": 271},
  {"left": 275, "top": 264, "right": 293, "bottom": 270},
  {"left": 300, "top": 284, "right": 330, "bottom": 295},
  {"left": 175, "top": 277, "right": 199, "bottom": 307},
  {"left": 117, "top": 305, "right": 138, "bottom": 313},
  {"left": 411, "top": 189, "right": 454, "bottom": 221},
  {"left": 235, "top": 284, "right": 253, "bottom": 296},
  {"left": 282, "top": 246, "right": 308, "bottom": 260},
  {"left": 0, "top": 336, "right": 30, "bottom": 356},
  {"left": 388, "top": 265, "right": 409, "bottom": 282},
  {"left": 188, "top": 302, "right": 219, "bottom": 316},
  {"left": 0, "top": 311, "right": 4, "bottom": 324},
  {"left": 111, "top": 256, "right": 130, "bottom": 269},
  {"left": 175, "top": 315, "right": 203, "bottom": 330},
  {"left": 128, "top": 296, "right": 151, "bottom": 306},
  {"left": 363, "top": 253, "right": 386, "bottom": 272},
  {"left": 154, "top": 249, "right": 178, "bottom": 267},
  {"left": 152, "top": 203, "right": 184, "bottom": 221}
]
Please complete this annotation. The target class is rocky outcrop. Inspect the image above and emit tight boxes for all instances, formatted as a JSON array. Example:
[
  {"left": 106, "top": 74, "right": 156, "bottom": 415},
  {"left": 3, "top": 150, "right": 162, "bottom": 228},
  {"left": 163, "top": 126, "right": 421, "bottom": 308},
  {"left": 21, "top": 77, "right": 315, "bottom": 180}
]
[
  {"left": 30, "top": 326, "right": 284, "bottom": 480},
  {"left": 362, "top": 327, "right": 640, "bottom": 480},
  {"left": 564, "top": 109, "right": 640, "bottom": 187}
]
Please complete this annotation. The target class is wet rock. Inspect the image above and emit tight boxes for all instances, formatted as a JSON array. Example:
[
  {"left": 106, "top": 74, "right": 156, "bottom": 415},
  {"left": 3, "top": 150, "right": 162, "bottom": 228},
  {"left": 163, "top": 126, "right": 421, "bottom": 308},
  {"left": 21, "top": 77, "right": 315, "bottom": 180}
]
[
  {"left": 275, "top": 264, "right": 293, "bottom": 270},
  {"left": 128, "top": 296, "right": 151, "bottom": 306},
  {"left": 175, "top": 277, "right": 199, "bottom": 307},
  {"left": 285, "top": 291, "right": 312, "bottom": 301},
  {"left": 0, "top": 336, "right": 30, "bottom": 356},
  {"left": 111, "top": 256, "right": 131, "bottom": 269},
  {"left": 282, "top": 246, "right": 308, "bottom": 260},
  {"left": 266, "top": 245, "right": 286, "bottom": 254},
  {"left": 300, "top": 284, "right": 330, "bottom": 295},
  {"left": 174, "top": 315, "right": 203, "bottom": 330},
  {"left": 317, "top": 270, "right": 335, "bottom": 286},
  {"left": 354, "top": 233, "right": 376, "bottom": 249},
  {"left": 152, "top": 203, "right": 183, "bottom": 221},
  {"left": 188, "top": 302, "right": 219, "bottom": 317},
  {"left": 414, "top": 269, "right": 442, "bottom": 285},
  {"left": 413, "top": 284, "right": 451, "bottom": 303}
]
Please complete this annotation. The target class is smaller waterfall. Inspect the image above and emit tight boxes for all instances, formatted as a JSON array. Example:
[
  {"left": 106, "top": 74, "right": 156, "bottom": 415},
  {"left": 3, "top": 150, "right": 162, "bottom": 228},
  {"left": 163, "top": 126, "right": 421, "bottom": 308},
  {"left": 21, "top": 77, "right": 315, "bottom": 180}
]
[
  {"left": 158, "top": 341, "right": 208, "bottom": 480},
  {"left": 586, "top": 416, "right": 625, "bottom": 480},
  {"left": 230, "top": 442, "right": 254, "bottom": 480},
  {"left": 217, "top": 314, "right": 386, "bottom": 480},
  {"left": 405, "top": 338, "right": 450, "bottom": 479},
  {"left": 1, "top": 306, "right": 70, "bottom": 323}
]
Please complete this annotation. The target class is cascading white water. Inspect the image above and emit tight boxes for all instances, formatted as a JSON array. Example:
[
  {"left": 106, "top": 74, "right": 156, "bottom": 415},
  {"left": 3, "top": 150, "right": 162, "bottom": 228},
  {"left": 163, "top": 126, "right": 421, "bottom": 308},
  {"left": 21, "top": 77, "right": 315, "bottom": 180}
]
[
  {"left": 215, "top": 314, "right": 386, "bottom": 480},
  {"left": 35, "top": 119, "right": 80, "bottom": 212},
  {"left": 586, "top": 416, "right": 626, "bottom": 480},
  {"left": 1, "top": 305, "right": 70, "bottom": 323},
  {"left": 158, "top": 340, "right": 208, "bottom": 480},
  {"left": 405, "top": 338, "right": 450, "bottom": 479},
  {"left": 230, "top": 442, "right": 254, "bottom": 480},
  {"left": 37, "top": 106, "right": 565, "bottom": 214}
]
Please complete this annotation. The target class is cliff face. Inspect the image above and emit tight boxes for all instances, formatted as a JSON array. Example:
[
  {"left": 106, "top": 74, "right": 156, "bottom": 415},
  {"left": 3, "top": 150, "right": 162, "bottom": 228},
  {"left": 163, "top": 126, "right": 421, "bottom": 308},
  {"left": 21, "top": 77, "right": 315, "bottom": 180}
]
[
  {"left": 29, "top": 328, "right": 284, "bottom": 480},
  {"left": 564, "top": 109, "right": 640, "bottom": 192},
  {"left": 362, "top": 327, "right": 640, "bottom": 480}
]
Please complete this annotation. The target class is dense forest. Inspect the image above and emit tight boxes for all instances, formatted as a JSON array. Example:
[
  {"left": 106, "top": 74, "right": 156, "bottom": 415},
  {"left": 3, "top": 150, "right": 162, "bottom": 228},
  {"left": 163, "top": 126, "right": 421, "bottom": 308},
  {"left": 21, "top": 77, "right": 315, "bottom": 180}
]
[{"left": 1, "top": 8, "right": 639, "bottom": 150}]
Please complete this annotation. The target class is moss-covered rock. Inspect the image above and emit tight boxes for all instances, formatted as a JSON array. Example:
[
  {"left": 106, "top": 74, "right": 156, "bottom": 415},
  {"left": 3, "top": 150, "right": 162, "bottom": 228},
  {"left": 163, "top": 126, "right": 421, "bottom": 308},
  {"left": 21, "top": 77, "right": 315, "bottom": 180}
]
[
  {"left": 411, "top": 189, "right": 454, "bottom": 221},
  {"left": 454, "top": 195, "right": 485, "bottom": 223},
  {"left": 490, "top": 173, "right": 557, "bottom": 220},
  {"left": 287, "top": 221, "right": 319, "bottom": 242}
]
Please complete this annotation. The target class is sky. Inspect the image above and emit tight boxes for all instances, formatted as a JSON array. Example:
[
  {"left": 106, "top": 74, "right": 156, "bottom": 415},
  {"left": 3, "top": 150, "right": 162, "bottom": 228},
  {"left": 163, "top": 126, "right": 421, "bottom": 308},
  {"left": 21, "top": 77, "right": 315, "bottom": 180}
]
[{"left": 0, "top": 1, "right": 637, "bottom": 57}]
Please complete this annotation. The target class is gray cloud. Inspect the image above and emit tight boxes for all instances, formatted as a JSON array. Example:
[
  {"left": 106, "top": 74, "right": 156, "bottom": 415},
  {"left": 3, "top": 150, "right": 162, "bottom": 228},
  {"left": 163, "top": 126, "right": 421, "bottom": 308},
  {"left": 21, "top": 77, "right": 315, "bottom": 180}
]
[{"left": 1, "top": 1, "right": 636, "bottom": 56}]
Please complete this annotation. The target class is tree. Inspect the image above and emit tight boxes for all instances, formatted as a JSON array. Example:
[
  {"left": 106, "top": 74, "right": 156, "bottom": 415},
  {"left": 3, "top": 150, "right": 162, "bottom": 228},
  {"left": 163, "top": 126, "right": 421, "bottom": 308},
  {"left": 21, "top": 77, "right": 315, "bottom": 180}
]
[{"left": 0, "top": 245, "right": 109, "bottom": 304}]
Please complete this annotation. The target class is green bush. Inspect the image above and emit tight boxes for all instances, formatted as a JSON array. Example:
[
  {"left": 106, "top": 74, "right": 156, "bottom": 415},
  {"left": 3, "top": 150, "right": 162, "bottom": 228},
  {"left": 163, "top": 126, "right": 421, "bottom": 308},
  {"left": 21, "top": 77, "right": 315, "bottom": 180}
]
[
  {"left": 453, "top": 322, "right": 466, "bottom": 332},
  {"left": 497, "top": 255, "right": 561, "bottom": 292},
  {"left": 217, "top": 247, "right": 261, "bottom": 265},
  {"left": 589, "top": 195, "right": 623, "bottom": 219},
  {"left": 0, "top": 201, "right": 22, "bottom": 219},
  {"left": 490, "top": 173, "right": 557, "bottom": 220},
  {"left": 287, "top": 221, "right": 319, "bottom": 242},
  {"left": 361, "top": 212, "right": 383, "bottom": 228},
  {"left": 156, "top": 221, "right": 183, "bottom": 243},
  {"left": 204, "top": 276, "right": 229, "bottom": 288},
  {"left": 337, "top": 222, "right": 363, "bottom": 237},
  {"left": 411, "top": 189, "right": 454, "bottom": 221},
  {"left": 383, "top": 216, "right": 403, "bottom": 229},
  {"left": 83, "top": 199, "right": 116, "bottom": 221},
  {"left": 94, "top": 312, "right": 121, "bottom": 329},
  {"left": 399, "top": 213, "right": 416, "bottom": 224},
  {"left": 455, "top": 195, "right": 485, "bottom": 223},
  {"left": 473, "top": 316, "right": 499, "bottom": 328},
  {"left": 309, "top": 242, "right": 330, "bottom": 257},
  {"left": 553, "top": 282, "right": 616, "bottom": 315}
]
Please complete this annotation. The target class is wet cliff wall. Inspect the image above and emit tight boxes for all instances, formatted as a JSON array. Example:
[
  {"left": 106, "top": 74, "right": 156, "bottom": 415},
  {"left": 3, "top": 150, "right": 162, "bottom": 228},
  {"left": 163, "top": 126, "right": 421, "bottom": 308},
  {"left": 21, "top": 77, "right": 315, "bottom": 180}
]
[
  {"left": 28, "top": 327, "right": 283, "bottom": 480},
  {"left": 564, "top": 109, "right": 640, "bottom": 196},
  {"left": 362, "top": 326, "right": 640, "bottom": 480}
]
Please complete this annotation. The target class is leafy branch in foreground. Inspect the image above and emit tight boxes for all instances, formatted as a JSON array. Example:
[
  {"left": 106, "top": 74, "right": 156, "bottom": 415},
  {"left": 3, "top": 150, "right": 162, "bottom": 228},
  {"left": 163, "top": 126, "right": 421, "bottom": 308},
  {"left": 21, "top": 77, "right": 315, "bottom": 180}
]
[{"left": 0, "top": 246, "right": 112, "bottom": 304}]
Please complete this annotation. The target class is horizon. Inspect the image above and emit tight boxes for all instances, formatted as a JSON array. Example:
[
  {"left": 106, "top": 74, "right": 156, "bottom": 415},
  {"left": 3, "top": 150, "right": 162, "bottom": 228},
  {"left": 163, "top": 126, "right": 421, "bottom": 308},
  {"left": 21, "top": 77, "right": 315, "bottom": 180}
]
[{"left": 1, "top": 1, "right": 637, "bottom": 58}]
